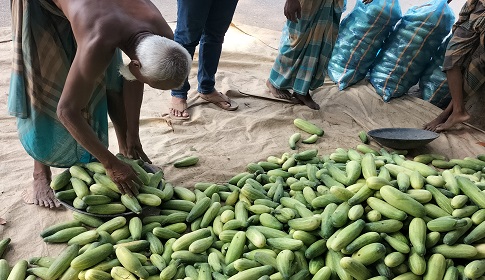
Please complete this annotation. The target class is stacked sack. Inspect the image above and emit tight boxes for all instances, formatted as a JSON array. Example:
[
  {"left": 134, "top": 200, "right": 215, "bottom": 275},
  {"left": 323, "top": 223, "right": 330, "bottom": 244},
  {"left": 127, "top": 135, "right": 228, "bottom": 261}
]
[
  {"left": 419, "top": 36, "right": 452, "bottom": 109},
  {"left": 369, "top": 0, "right": 455, "bottom": 102},
  {"left": 328, "top": 0, "right": 402, "bottom": 90}
]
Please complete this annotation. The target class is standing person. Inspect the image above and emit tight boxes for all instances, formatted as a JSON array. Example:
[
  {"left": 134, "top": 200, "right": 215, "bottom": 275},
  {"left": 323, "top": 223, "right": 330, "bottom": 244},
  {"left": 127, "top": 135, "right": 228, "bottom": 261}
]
[
  {"left": 169, "top": 0, "right": 239, "bottom": 120},
  {"left": 266, "top": 0, "right": 373, "bottom": 110},
  {"left": 8, "top": 0, "right": 191, "bottom": 208},
  {"left": 424, "top": 0, "right": 485, "bottom": 132}
]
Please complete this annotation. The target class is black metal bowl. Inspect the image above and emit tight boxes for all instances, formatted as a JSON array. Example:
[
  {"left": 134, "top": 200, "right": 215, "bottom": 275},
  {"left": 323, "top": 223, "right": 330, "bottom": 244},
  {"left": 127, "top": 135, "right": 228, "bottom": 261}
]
[
  {"left": 56, "top": 162, "right": 161, "bottom": 218},
  {"left": 367, "top": 128, "right": 439, "bottom": 150}
]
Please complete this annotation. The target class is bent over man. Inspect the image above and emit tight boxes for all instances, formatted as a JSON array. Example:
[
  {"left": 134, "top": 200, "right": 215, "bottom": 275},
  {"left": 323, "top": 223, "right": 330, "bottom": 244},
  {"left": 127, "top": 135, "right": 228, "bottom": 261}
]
[{"left": 8, "top": 0, "right": 191, "bottom": 207}]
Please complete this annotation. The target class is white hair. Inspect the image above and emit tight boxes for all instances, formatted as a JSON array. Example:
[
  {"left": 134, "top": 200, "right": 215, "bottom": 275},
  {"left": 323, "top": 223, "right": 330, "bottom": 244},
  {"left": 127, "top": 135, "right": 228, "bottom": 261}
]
[
  {"left": 119, "top": 35, "right": 192, "bottom": 85},
  {"left": 139, "top": 35, "right": 191, "bottom": 82}
]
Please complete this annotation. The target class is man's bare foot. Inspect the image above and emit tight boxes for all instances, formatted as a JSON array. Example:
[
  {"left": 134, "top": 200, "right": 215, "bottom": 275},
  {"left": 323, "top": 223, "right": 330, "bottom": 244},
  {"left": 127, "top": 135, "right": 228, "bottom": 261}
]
[
  {"left": 295, "top": 93, "right": 320, "bottom": 110},
  {"left": 170, "top": 96, "right": 190, "bottom": 120},
  {"left": 424, "top": 103, "right": 453, "bottom": 131},
  {"left": 424, "top": 116, "right": 447, "bottom": 132},
  {"left": 435, "top": 111, "right": 470, "bottom": 132},
  {"left": 266, "top": 80, "right": 295, "bottom": 101},
  {"left": 32, "top": 172, "right": 61, "bottom": 208}
]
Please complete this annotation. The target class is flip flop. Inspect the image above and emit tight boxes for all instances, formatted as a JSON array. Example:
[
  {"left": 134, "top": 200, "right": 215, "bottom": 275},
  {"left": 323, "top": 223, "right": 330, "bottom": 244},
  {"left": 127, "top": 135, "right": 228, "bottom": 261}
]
[
  {"left": 169, "top": 100, "right": 190, "bottom": 120},
  {"left": 199, "top": 92, "right": 239, "bottom": 111}
]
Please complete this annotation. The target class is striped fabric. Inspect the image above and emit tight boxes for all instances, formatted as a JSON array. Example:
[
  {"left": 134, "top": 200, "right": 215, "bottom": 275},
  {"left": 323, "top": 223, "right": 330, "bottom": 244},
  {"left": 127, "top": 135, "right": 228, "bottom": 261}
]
[
  {"left": 443, "top": 0, "right": 485, "bottom": 97},
  {"left": 464, "top": 47, "right": 485, "bottom": 95},
  {"left": 454, "top": 0, "right": 485, "bottom": 34},
  {"left": 8, "top": 0, "right": 123, "bottom": 167},
  {"left": 268, "top": 0, "right": 343, "bottom": 95}
]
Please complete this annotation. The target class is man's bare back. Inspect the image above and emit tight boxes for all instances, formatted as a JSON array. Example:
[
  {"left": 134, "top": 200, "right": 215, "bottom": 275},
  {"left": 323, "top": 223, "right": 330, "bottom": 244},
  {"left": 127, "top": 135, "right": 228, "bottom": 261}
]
[{"left": 53, "top": 0, "right": 173, "bottom": 55}]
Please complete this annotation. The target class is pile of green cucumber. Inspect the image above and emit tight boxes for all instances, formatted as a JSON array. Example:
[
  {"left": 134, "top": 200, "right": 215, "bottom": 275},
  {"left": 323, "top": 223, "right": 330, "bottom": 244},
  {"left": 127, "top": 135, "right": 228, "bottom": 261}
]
[{"left": 3, "top": 119, "right": 485, "bottom": 279}]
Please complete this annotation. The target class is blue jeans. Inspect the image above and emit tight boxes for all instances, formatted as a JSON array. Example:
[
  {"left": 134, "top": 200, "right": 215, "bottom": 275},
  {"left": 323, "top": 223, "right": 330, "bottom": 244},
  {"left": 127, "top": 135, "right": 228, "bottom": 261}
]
[{"left": 171, "top": 0, "right": 239, "bottom": 99}]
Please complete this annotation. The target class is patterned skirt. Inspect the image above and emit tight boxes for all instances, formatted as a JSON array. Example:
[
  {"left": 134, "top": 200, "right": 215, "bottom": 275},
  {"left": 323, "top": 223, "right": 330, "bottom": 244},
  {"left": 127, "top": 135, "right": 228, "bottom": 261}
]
[
  {"left": 443, "top": 0, "right": 485, "bottom": 96},
  {"left": 268, "top": 0, "right": 344, "bottom": 95}
]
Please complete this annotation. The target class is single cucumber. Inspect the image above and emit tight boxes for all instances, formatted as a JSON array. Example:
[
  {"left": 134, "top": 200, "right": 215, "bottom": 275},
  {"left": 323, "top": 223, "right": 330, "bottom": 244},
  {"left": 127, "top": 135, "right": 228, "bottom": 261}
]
[
  {"left": 293, "top": 118, "right": 324, "bottom": 136},
  {"left": 173, "top": 156, "right": 199, "bottom": 168}
]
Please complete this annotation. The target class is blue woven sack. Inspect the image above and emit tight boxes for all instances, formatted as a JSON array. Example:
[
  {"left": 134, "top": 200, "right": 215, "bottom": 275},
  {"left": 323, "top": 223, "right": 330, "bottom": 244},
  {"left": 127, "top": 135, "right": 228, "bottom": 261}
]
[
  {"left": 328, "top": 0, "right": 402, "bottom": 90},
  {"left": 369, "top": 0, "right": 455, "bottom": 102},
  {"left": 419, "top": 36, "right": 452, "bottom": 109}
]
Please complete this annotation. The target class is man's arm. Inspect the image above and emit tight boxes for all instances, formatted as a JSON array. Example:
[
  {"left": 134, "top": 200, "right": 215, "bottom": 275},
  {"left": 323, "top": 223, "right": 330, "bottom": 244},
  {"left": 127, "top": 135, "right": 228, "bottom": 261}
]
[
  {"left": 155, "top": 19, "right": 174, "bottom": 40},
  {"left": 57, "top": 43, "right": 141, "bottom": 195},
  {"left": 144, "top": 0, "right": 174, "bottom": 40},
  {"left": 122, "top": 79, "right": 151, "bottom": 163}
]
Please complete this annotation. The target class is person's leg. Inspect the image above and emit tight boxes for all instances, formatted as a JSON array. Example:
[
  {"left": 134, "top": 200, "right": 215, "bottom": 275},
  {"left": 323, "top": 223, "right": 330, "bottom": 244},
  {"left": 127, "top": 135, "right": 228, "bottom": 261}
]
[
  {"left": 294, "top": 93, "right": 320, "bottom": 110},
  {"left": 107, "top": 89, "right": 128, "bottom": 154},
  {"left": 297, "top": 0, "right": 340, "bottom": 111},
  {"left": 424, "top": 23, "right": 479, "bottom": 131},
  {"left": 32, "top": 160, "right": 60, "bottom": 208},
  {"left": 105, "top": 49, "right": 130, "bottom": 154},
  {"left": 170, "top": 0, "right": 212, "bottom": 119},
  {"left": 267, "top": 23, "right": 298, "bottom": 101},
  {"left": 268, "top": 0, "right": 329, "bottom": 106},
  {"left": 436, "top": 48, "right": 485, "bottom": 131},
  {"left": 434, "top": 67, "right": 470, "bottom": 131},
  {"left": 196, "top": 0, "right": 239, "bottom": 109},
  {"left": 197, "top": 0, "right": 238, "bottom": 93}
]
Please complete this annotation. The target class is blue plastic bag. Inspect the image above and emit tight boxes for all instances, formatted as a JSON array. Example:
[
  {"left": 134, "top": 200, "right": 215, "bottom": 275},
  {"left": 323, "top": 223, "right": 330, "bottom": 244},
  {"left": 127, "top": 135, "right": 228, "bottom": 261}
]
[
  {"left": 369, "top": 0, "right": 455, "bottom": 102},
  {"left": 328, "top": 0, "right": 402, "bottom": 90},
  {"left": 419, "top": 36, "right": 452, "bottom": 109}
]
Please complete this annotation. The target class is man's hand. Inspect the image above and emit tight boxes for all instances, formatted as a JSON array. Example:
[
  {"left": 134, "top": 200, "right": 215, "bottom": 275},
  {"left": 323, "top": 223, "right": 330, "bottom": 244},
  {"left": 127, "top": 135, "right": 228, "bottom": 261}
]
[
  {"left": 125, "top": 135, "right": 152, "bottom": 164},
  {"left": 105, "top": 159, "right": 142, "bottom": 196},
  {"left": 362, "top": 0, "right": 373, "bottom": 4},
  {"left": 284, "top": 0, "right": 302, "bottom": 23}
]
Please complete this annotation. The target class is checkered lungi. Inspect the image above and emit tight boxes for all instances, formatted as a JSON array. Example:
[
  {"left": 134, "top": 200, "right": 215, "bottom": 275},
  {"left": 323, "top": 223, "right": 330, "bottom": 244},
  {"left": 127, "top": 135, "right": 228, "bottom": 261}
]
[
  {"left": 443, "top": 0, "right": 485, "bottom": 96},
  {"left": 268, "top": 0, "right": 343, "bottom": 95}
]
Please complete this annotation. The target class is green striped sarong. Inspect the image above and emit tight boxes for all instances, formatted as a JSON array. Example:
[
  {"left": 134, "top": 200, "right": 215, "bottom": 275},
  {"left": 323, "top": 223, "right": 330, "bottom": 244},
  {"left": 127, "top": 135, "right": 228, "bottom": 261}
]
[
  {"left": 269, "top": 0, "right": 343, "bottom": 95},
  {"left": 8, "top": 0, "right": 123, "bottom": 167}
]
